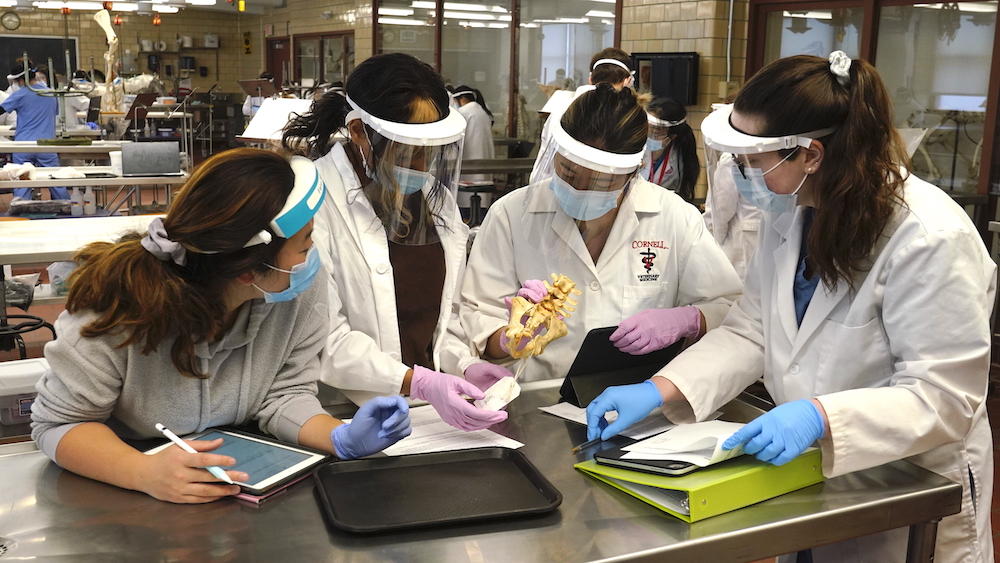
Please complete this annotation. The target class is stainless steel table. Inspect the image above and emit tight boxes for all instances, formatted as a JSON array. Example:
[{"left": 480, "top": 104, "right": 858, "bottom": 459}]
[
  {"left": 0, "top": 166, "right": 187, "bottom": 211},
  {"left": 0, "top": 140, "right": 131, "bottom": 157},
  {"left": 0, "top": 383, "right": 961, "bottom": 562}
]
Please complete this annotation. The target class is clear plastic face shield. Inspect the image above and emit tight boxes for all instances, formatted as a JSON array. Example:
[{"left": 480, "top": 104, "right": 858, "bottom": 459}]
[
  {"left": 346, "top": 95, "right": 466, "bottom": 244},
  {"left": 701, "top": 104, "right": 835, "bottom": 214},
  {"left": 646, "top": 114, "right": 685, "bottom": 153},
  {"left": 591, "top": 58, "right": 635, "bottom": 89},
  {"left": 241, "top": 156, "right": 326, "bottom": 248},
  {"left": 534, "top": 115, "right": 644, "bottom": 222}
]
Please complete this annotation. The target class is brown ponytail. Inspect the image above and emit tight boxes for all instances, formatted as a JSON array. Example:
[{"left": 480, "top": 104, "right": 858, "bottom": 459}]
[
  {"left": 66, "top": 148, "right": 296, "bottom": 378},
  {"left": 735, "top": 55, "right": 910, "bottom": 290}
]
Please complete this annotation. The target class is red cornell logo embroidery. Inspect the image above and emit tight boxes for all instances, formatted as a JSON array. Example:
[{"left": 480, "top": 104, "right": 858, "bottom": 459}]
[{"left": 632, "top": 240, "right": 665, "bottom": 282}]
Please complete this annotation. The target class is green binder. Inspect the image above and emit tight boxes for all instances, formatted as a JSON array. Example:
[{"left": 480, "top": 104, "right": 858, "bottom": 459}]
[{"left": 575, "top": 448, "right": 824, "bottom": 522}]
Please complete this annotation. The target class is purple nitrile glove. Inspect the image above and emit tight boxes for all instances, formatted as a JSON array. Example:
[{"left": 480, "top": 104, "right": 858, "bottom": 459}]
[
  {"left": 409, "top": 365, "right": 508, "bottom": 431},
  {"left": 499, "top": 279, "right": 550, "bottom": 355},
  {"left": 609, "top": 306, "right": 701, "bottom": 355},
  {"left": 721, "top": 399, "right": 825, "bottom": 466},
  {"left": 332, "top": 395, "right": 412, "bottom": 460},
  {"left": 464, "top": 362, "right": 514, "bottom": 393}
]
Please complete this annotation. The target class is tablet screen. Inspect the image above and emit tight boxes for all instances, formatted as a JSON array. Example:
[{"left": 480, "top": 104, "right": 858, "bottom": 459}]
[{"left": 145, "top": 430, "right": 327, "bottom": 492}]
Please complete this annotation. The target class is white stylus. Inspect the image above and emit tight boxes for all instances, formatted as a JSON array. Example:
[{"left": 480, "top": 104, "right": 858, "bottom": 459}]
[{"left": 154, "top": 423, "right": 235, "bottom": 485}]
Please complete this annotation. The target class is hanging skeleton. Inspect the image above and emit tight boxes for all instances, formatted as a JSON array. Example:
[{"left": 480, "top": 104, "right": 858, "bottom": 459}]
[{"left": 94, "top": 9, "right": 124, "bottom": 114}]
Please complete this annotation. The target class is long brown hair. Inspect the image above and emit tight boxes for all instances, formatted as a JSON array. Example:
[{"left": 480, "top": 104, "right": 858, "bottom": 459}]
[
  {"left": 734, "top": 55, "right": 911, "bottom": 290},
  {"left": 66, "top": 148, "right": 296, "bottom": 378}
]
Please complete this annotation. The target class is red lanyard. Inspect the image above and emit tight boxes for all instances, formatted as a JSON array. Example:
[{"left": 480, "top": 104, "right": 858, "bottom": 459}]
[{"left": 649, "top": 145, "right": 673, "bottom": 185}]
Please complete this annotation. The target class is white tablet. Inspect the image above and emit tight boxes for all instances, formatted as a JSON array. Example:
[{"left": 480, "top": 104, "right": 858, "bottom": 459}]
[{"left": 145, "top": 429, "right": 328, "bottom": 493}]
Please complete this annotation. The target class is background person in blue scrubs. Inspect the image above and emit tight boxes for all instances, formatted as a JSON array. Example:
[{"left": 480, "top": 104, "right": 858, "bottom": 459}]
[{"left": 0, "top": 63, "right": 67, "bottom": 200}]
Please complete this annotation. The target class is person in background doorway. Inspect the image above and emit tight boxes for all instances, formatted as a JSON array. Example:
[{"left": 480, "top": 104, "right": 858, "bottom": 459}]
[
  {"left": 0, "top": 63, "right": 67, "bottom": 200},
  {"left": 638, "top": 96, "right": 699, "bottom": 204}
]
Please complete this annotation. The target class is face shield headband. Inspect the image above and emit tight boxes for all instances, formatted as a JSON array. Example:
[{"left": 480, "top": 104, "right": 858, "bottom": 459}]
[
  {"left": 345, "top": 94, "right": 466, "bottom": 146},
  {"left": 592, "top": 58, "right": 635, "bottom": 87},
  {"left": 548, "top": 116, "right": 644, "bottom": 175},
  {"left": 241, "top": 156, "right": 325, "bottom": 248},
  {"left": 701, "top": 103, "right": 838, "bottom": 155}
]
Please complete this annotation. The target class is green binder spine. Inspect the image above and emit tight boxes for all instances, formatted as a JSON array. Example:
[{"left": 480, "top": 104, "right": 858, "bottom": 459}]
[{"left": 575, "top": 448, "right": 824, "bottom": 522}]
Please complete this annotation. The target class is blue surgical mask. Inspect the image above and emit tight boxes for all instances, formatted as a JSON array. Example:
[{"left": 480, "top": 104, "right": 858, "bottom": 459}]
[
  {"left": 548, "top": 175, "right": 625, "bottom": 221},
  {"left": 731, "top": 152, "right": 806, "bottom": 214},
  {"left": 253, "top": 246, "right": 320, "bottom": 303},
  {"left": 646, "top": 137, "right": 663, "bottom": 152},
  {"left": 393, "top": 165, "right": 432, "bottom": 195}
]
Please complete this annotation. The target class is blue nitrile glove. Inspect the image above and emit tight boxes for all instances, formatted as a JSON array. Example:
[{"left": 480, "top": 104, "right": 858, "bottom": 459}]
[
  {"left": 585, "top": 380, "right": 664, "bottom": 441},
  {"left": 721, "top": 399, "right": 824, "bottom": 466},
  {"left": 332, "top": 395, "right": 412, "bottom": 460}
]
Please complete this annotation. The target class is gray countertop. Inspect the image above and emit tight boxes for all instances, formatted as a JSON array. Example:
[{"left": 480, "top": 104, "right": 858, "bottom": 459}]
[{"left": 0, "top": 383, "right": 961, "bottom": 562}]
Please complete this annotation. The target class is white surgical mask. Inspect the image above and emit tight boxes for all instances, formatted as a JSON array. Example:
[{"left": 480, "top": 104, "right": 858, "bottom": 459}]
[
  {"left": 548, "top": 175, "right": 625, "bottom": 221},
  {"left": 731, "top": 150, "right": 807, "bottom": 214}
]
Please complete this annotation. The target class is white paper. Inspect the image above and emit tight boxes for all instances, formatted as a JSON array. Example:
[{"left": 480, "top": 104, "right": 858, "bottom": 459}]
[
  {"left": 604, "top": 477, "right": 690, "bottom": 515},
  {"left": 473, "top": 377, "right": 520, "bottom": 411},
  {"left": 620, "top": 420, "right": 745, "bottom": 467},
  {"left": 538, "top": 403, "right": 722, "bottom": 440},
  {"left": 378, "top": 405, "right": 523, "bottom": 456}
]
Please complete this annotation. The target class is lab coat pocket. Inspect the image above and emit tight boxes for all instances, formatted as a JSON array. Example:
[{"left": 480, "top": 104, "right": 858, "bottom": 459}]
[
  {"left": 622, "top": 283, "right": 671, "bottom": 317},
  {"left": 817, "top": 316, "right": 893, "bottom": 394}
]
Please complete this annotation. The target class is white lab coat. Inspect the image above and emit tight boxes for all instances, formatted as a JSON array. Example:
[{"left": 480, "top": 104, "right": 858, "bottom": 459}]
[
  {"left": 458, "top": 101, "right": 495, "bottom": 185},
  {"left": 460, "top": 177, "right": 743, "bottom": 382},
  {"left": 637, "top": 146, "right": 682, "bottom": 194},
  {"left": 312, "top": 142, "right": 479, "bottom": 406},
  {"left": 657, "top": 175, "right": 995, "bottom": 563},
  {"left": 702, "top": 152, "right": 762, "bottom": 280}
]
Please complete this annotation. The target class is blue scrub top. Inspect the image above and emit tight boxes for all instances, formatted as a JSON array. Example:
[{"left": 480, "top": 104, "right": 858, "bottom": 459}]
[{"left": 1, "top": 87, "right": 57, "bottom": 141}]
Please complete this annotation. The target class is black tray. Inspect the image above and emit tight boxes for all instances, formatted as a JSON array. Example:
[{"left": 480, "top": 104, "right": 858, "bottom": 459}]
[{"left": 313, "top": 447, "right": 562, "bottom": 533}]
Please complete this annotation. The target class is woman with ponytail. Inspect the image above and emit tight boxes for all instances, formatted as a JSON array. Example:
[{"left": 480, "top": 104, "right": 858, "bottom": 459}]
[
  {"left": 460, "top": 84, "right": 741, "bottom": 382},
  {"left": 282, "top": 53, "right": 509, "bottom": 433},
  {"left": 452, "top": 85, "right": 496, "bottom": 188},
  {"left": 588, "top": 53, "right": 994, "bottom": 563},
  {"left": 640, "top": 96, "right": 699, "bottom": 203},
  {"left": 31, "top": 148, "right": 412, "bottom": 504}
]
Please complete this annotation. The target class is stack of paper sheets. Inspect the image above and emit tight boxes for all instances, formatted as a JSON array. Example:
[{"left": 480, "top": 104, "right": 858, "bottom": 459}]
[
  {"left": 379, "top": 405, "right": 523, "bottom": 456},
  {"left": 620, "top": 420, "right": 746, "bottom": 467}
]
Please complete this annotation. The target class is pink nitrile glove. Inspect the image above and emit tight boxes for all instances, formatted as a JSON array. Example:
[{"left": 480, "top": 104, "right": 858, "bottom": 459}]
[
  {"left": 409, "top": 365, "right": 508, "bottom": 431},
  {"left": 609, "top": 306, "right": 702, "bottom": 355},
  {"left": 499, "top": 279, "right": 550, "bottom": 356},
  {"left": 464, "top": 362, "right": 515, "bottom": 393}
]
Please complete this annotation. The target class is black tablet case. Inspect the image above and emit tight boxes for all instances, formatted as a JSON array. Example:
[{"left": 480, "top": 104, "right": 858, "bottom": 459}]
[
  {"left": 593, "top": 445, "right": 699, "bottom": 477},
  {"left": 559, "top": 326, "right": 685, "bottom": 407}
]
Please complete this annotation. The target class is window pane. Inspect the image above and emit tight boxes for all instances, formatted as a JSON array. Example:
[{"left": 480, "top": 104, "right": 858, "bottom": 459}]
[
  {"left": 517, "top": 4, "right": 614, "bottom": 141},
  {"left": 440, "top": 0, "right": 512, "bottom": 136},
  {"left": 877, "top": 2, "right": 997, "bottom": 192},
  {"left": 298, "top": 38, "right": 321, "bottom": 87},
  {"left": 378, "top": 1, "right": 436, "bottom": 65},
  {"left": 323, "top": 37, "right": 346, "bottom": 84},
  {"left": 763, "top": 8, "right": 864, "bottom": 65}
]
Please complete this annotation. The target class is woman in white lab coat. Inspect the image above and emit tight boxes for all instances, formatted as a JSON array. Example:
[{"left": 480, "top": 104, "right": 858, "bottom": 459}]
[
  {"left": 637, "top": 96, "right": 699, "bottom": 203},
  {"left": 587, "top": 53, "right": 995, "bottom": 563},
  {"left": 282, "top": 53, "right": 508, "bottom": 432},
  {"left": 460, "top": 84, "right": 742, "bottom": 382},
  {"left": 453, "top": 85, "right": 495, "bottom": 185}
]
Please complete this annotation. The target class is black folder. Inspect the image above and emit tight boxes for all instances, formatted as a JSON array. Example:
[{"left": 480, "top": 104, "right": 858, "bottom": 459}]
[{"left": 558, "top": 326, "right": 684, "bottom": 407}]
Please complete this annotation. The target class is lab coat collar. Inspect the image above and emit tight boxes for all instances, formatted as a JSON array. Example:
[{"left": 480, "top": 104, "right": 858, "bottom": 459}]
[{"left": 769, "top": 208, "right": 808, "bottom": 345}]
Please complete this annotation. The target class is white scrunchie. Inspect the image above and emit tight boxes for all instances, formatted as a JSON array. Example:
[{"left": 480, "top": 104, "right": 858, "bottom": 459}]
[
  {"left": 829, "top": 51, "right": 851, "bottom": 86},
  {"left": 141, "top": 217, "right": 188, "bottom": 266}
]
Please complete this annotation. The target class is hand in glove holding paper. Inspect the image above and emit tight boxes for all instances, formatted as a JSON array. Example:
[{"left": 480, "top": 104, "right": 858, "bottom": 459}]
[
  {"left": 722, "top": 399, "right": 826, "bottom": 466},
  {"left": 410, "top": 365, "right": 508, "bottom": 431},
  {"left": 332, "top": 395, "right": 413, "bottom": 460},
  {"left": 463, "top": 362, "right": 514, "bottom": 393},
  {"left": 586, "top": 380, "right": 664, "bottom": 441},
  {"left": 609, "top": 306, "right": 702, "bottom": 355}
]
